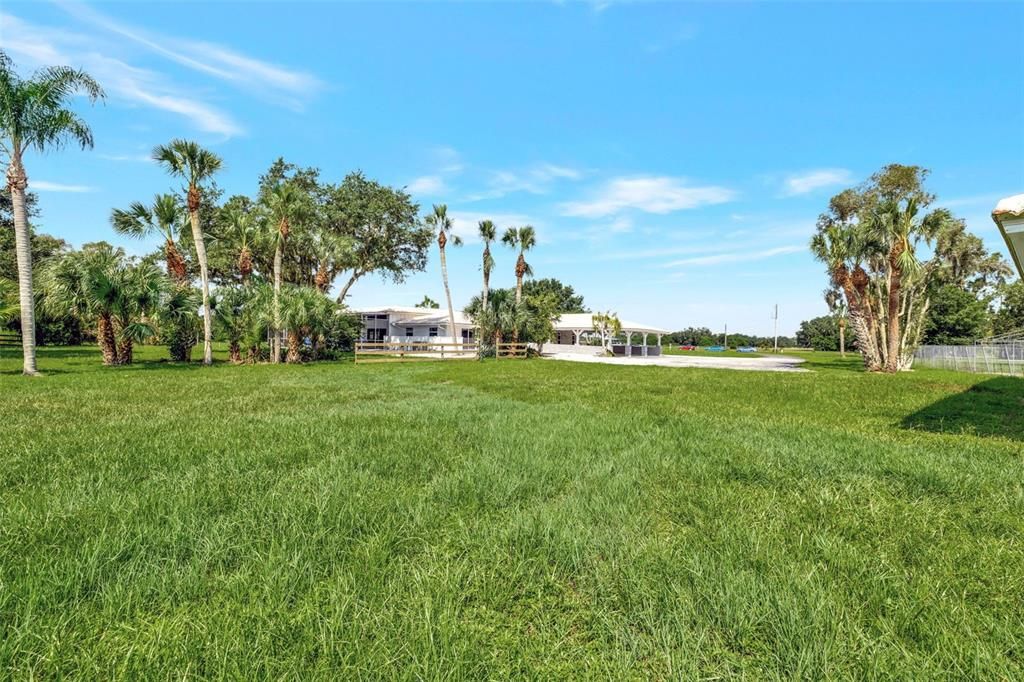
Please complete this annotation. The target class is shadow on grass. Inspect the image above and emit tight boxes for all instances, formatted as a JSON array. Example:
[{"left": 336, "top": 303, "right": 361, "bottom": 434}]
[{"left": 902, "top": 376, "right": 1024, "bottom": 441}]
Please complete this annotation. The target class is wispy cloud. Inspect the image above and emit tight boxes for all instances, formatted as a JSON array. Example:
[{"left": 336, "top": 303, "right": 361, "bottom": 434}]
[
  {"left": 406, "top": 175, "right": 446, "bottom": 196},
  {"left": 55, "top": 0, "right": 322, "bottom": 108},
  {"left": 645, "top": 24, "right": 699, "bottom": 53},
  {"left": 664, "top": 245, "right": 803, "bottom": 267},
  {"left": 1, "top": 12, "right": 243, "bottom": 137},
  {"left": 32, "top": 180, "right": 95, "bottom": 193},
  {"left": 465, "top": 162, "right": 582, "bottom": 202},
  {"left": 560, "top": 176, "right": 735, "bottom": 218},
  {"left": 781, "top": 169, "right": 852, "bottom": 196}
]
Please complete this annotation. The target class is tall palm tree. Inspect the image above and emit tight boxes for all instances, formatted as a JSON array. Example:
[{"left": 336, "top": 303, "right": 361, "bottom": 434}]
[
  {"left": 111, "top": 194, "right": 188, "bottom": 284},
  {"left": 152, "top": 139, "right": 222, "bottom": 365},
  {"left": 0, "top": 51, "right": 105, "bottom": 374},
  {"left": 478, "top": 220, "right": 496, "bottom": 311},
  {"left": 264, "top": 181, "right": 305, "bottom": 363},
  {"left": 425, "top": 204, "right": 462, "bottom": 342},
  {"left": 502, "top": 225, "right": 536, "bottom": 305},
  {"left": 868, "top": 199, "right": 922, "bottom": 373}
]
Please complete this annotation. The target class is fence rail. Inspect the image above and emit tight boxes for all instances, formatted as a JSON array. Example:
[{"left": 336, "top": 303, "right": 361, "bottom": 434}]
[
  {"left": 496, "top": 342, "right": 530, "bottom": 359},
  {"left": 355, "top": 340, "right": 479, "bottom": 364},
  {"left": 915, "top": 342, "right": 1024, "bottom": 377}
]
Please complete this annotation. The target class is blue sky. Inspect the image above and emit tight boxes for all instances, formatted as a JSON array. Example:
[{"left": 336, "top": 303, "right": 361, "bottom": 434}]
[{"left": 3, "top": 0, "right": 1022, "bottom": 335}]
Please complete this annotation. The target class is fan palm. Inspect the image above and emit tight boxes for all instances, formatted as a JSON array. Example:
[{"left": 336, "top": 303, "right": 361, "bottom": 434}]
[
  {"left": 0, "top": 51, "right": 105, "bottom": 374},
  {"left": 478, "top": 219, "right": 496, "bottom": 310},
  {"left": 425, "top": 204, "right": 462, "bottom": 342},
  {"left": 263, "top": 181, "right": 306, "bottom": 363},
  {"left": 111, "top": 194, "right": 188, "bottom": 284},
  {"left": 501, "top": 225, "right": 536, "bottom": 305},
  {"left": 0, "top": 278, "right": 19, "bottom": 325},
  {"left": 152, "top": 139, "right": 222, "bottom": 365},
  {"left": 278, "top": 285, "right": 335, "bottom": 363},
  {"left": 212, "top": 285, "right": 259, "bottom": 363},
  {"left": 41, "top": 245, "right": 165, "bottom": 366},
  {"left": 220, "top": 205, "right": 258, "bottom": 285}
]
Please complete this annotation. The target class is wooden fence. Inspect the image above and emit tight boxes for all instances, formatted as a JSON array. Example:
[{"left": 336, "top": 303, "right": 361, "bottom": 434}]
[
  {"left": 495, "top": 342, "right": 530, "bottom": 359},
  {"left": 354, "top": 340, "right": 480, "bottom": 364}
]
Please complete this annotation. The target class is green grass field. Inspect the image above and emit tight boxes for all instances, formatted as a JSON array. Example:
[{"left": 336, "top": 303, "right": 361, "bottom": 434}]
[{"left": 2, "top": 346, "right": 1022, "bottom": 678}]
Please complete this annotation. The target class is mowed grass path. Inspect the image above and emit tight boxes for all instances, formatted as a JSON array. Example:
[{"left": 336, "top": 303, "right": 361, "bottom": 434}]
[{"left": 1, "top": 347, "right": 1022, "bottom": 678}]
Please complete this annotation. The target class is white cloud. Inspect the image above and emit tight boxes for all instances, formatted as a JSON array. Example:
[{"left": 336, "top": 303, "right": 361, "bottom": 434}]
[
  {"left": 560, "top": 176, "right": 735, "bottom": 217},
  {"left": 32, "top": 181, "right": 95, "bottom": 193},
  {"left": 406, "top": 175, "right": 446, "bottom": 195},
  {"left": 782, "top": 169, "right": 853, "bottom": 196},
  {"left": 465, "top": 162, "right": 583, "bottom": 202},
  {"left": 664, "top": 245, "right": 804, "bottom": 267},
  {"left": 1, "top": 12, "right": 243, "bottom": 137},
  {"left": 55, "top": 0, "right": 322, "bottom": 106}
]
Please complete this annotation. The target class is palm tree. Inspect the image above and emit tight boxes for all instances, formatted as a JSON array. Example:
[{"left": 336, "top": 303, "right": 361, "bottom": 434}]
[
  {"left": 867, "top": 198, "right": 923, "bottom": 372},
  {"left": 41, "top": 245, "right": 164, "bottom": 366},
  {"left": 425, "top": 204, "right": 462, "bottom": 342},
  {"left": 478, "top": 219, "right": 496, "bottom": 310},
  {"left": 111, "top": 194, "right": 188, "bottom": 284},
  {"left": 0, "top": 51, "right": 105, "bottom": 374},
  {"left": 263, "top": 181, "right": 305, "bottom": 363},
  {"left": 220, "top": 205, "right": 258, "bottom": 285},
  {"left": 824, "top": 288, "right": 848, "bottom": 357},
  {"left": 152, "top": 139, "right": 222, "bottom": 365},
  {"left": 278, "top": 285, "right": 334, "bottom": 363},
  {"left": 212, "top": 285, "right": 257, "bottom": 363},
  {"left": 501, "top": 225, "right": 536, "bottom": 305},
  {"left": 0, "top": 278, "right": 19, "bottom": 325}
]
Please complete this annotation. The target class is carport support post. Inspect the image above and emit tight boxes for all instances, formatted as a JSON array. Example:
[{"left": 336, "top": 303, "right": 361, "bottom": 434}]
[
  {"left": 624, "top": 330, "right": 632, "bottom": 356},
  {"left": 642, "top": 333, "right": 649, "bottom": 356},
  {"left": 573, "top": 329, "right": 582, "bottom": 345}
]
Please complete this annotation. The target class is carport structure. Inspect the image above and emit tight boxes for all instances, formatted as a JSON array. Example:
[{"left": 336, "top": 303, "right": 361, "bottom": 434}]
[
  {"left": 552, "top": 313, "right": 671, "bottom": 357},
  {"left": 993, "top": 194, "right": 1024, "bottom": 278}
]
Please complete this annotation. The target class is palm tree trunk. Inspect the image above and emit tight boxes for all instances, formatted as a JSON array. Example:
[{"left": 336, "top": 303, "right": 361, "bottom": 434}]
[
  {"left": 286, "top": 330, "right": 301, "bottom": 363},
  {"left": 187, "top": 198, "right": 213, "bottom": 365},
  {"left": 229, "top": 340, "right": 241, "bottom": 363},
  {"left": 839, "top": 319, "right": 846, "bottom": 357},
  {"left": 482, "top": 247, "right": 490, "bottom": 311},
  {"left": 885, "top": 247, "right": 903, "bottom": 373},
  {"left": 273, "top": 241, "right": 283, "bottom": 363},
  {"left": 439, "top": 244, "right": 456, "bottom": 345},
  {"left": 97, "top": 313, "right": 118, "bottom": 366},
  {"left": 6, "top": 154, "right": 38, "bottom": 375}
]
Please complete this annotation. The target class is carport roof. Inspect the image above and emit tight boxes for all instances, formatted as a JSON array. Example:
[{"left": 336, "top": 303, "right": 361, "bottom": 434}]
[
  {"left": 553, "top": 313, "right": 671, "bottom": 335},
  {"left": 993, "top": 194, "right": 1024, "bottom": 278}
]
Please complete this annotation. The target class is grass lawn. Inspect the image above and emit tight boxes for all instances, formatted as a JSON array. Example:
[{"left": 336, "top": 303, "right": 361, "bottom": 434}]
[{"left": 2, "top": 346, "right": 1022, "bottom": 678}]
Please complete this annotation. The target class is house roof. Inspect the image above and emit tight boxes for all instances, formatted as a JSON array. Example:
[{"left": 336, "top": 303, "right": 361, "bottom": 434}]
[
  {"left": 993, "top": 194, "right": 1024, "bottom": 278},
  {"left": 553, "top": 313, "right": 671, "bottom": 335},
  {"left": 354, "top": 306, "right": 473, "bottom": 327}
]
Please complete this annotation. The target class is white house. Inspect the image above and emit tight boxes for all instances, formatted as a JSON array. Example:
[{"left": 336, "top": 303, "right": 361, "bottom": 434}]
[{"left": 355, "top": 306, "right": 476, "bottom": 344}]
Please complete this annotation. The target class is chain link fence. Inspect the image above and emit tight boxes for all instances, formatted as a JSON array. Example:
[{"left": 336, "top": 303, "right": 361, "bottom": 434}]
[{"left": 915, "top": 332, "right": 1024, "bottom": 377}]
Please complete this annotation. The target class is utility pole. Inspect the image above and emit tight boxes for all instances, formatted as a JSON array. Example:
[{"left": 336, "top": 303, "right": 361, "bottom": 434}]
[{"left": 772, "top": 304, "right": 779, "bottom": 354}]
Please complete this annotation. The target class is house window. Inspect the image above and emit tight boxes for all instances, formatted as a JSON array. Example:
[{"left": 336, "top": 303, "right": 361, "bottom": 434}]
[
  {"left": 406, "top": 327, "right": 414, "bottom": 337},
  {"left": 461, "top": 329, "right": 474, "bottom": 340},
  {"left": 429, "top": 327, "right": 438, "bottom": 337}
]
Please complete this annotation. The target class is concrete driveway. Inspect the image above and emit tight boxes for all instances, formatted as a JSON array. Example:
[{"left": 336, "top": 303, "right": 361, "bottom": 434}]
[{"left": 542, "top": 351, "right": 808, "bottom": 372}]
